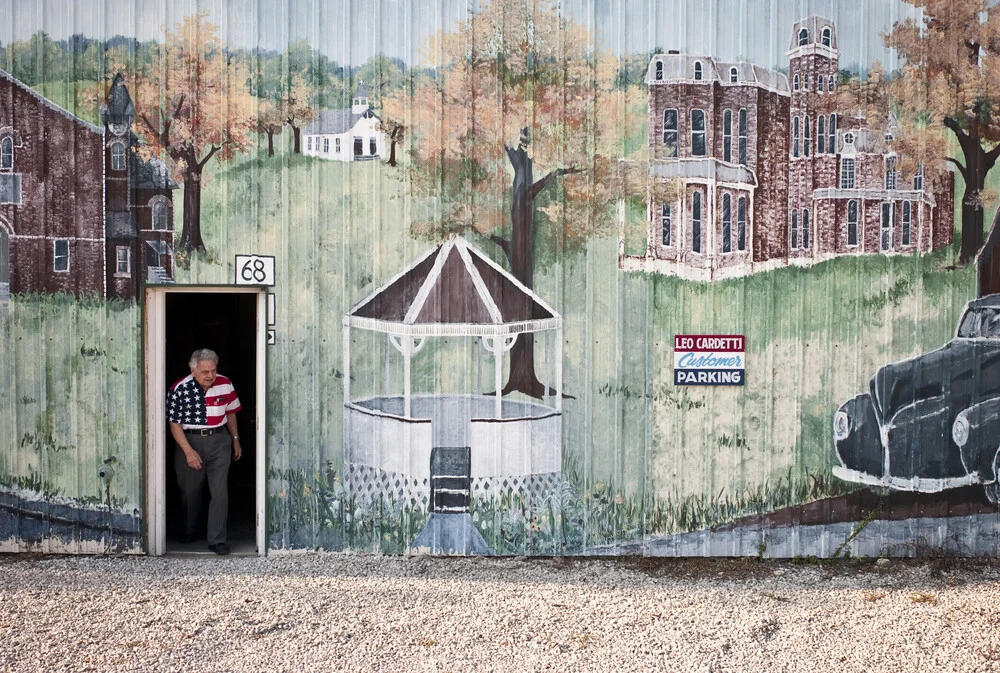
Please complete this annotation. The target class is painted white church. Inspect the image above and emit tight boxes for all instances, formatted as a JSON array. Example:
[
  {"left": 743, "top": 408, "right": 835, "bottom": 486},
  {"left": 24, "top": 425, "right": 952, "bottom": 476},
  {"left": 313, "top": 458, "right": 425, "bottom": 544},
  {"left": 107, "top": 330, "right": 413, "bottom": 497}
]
[{"left": 303, "top": 82, "right": 386, "bottom": 162}]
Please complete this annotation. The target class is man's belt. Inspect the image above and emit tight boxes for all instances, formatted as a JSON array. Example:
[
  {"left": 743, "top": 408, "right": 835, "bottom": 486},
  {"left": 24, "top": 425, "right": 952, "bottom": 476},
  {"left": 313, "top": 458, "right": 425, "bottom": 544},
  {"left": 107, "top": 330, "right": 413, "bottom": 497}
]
[{"left": 184, "top": 426, "right": 227, "bottom": 436}]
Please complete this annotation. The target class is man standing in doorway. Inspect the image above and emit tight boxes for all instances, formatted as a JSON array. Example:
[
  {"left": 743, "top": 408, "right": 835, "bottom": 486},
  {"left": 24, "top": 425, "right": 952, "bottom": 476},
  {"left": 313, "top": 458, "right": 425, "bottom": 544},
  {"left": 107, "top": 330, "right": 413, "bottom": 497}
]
[{"left": 167, "top": 348, "right": 242, "bottom": 555}]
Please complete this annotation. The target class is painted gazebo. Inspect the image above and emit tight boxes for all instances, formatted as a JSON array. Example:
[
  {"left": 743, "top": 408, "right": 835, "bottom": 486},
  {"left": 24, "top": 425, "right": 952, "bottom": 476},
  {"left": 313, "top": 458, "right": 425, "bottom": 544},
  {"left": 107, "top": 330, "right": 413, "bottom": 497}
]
[{"left": 343, "top": 236, "right": 563, "bottom": 551}]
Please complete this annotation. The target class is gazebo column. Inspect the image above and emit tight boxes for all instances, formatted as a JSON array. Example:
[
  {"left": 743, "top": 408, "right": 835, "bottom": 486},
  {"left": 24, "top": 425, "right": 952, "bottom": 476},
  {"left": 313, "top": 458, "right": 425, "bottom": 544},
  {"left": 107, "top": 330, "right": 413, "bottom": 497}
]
[
  {"left": 543, "top": 330, "right": 551, "bottom": 408},
  {"left": 476, "top": 337, "right": 483, "bottom": 395},
  {"left": 493, "top": 338, "right": 503, "bottom": 419},
  {"left": 403, "top": 347, "right": 412, "bottom": 417},
  {"left": 343, "top": 322, "right": 351, "bottom": 406},
  {"left": 555, "top": 325, "right": 563, "bottom": 412},
  {"left": 383, "top": 334, "right": 391, "bottom": 396}
]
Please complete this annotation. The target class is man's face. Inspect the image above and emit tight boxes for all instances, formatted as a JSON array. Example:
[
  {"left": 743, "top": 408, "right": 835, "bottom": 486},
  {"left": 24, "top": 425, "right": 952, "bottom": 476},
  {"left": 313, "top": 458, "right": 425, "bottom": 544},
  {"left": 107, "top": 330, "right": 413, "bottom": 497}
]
[{"left": 191, "top": 360, "right": 217, "bottom": 390}]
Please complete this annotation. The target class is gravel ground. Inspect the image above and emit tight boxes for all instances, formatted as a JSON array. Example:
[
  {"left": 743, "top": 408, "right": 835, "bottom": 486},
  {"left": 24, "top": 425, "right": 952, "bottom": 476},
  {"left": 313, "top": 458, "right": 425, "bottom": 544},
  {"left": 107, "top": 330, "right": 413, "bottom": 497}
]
[{"left": 1, "top": 553, "right": 1000, "bottom": 673}]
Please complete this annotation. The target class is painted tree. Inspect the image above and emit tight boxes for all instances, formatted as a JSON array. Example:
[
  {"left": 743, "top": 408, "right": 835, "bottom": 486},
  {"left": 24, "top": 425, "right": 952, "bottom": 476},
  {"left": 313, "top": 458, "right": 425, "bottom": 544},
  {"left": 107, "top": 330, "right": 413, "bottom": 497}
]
[
  {"left": 133, "top": 13, "right": 255, "bottom": 253},
  {"left": 283, "top": 72, "right": 314, "bottom": 154},
  {"left": 388, "top": 0, "right": 642, "bottom": 398},
  {"left": 256, "top": 99, "right": 285, "bottom": 157},
  {"left": 888, "top": 0, "right": 1000, "bottom": 262},
  {"left": 835, "top": 62, "right": 949, "bottom": 206}
]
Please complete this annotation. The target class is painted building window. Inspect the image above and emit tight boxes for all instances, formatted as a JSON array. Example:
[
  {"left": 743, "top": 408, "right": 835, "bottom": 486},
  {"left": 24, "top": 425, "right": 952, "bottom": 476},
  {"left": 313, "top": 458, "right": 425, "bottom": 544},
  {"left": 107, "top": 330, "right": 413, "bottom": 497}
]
[
  {"left": 819, "top": 74, "right": 825, "bottom": 92},
  {"left": 802, "top": 208, "right": 811, "bottom": 249},
  {"left": 722, "top": 193, "right": 732, "bottom": 253},
  {"left": 793, "top": 74, "right": 800, "bottom": 91},
  {"left": 791, "top": 210, "right": 799, "bottom": 249},
  {"left": 885, "top": 156, "right": 897, "bottom": 189},
  {"left": 730, "top": 67, "right": 738, "bottom": 83},
  {"left": 799, "top": 28, "right": 809, "bottom": 46},
  {"left": 692, "top": 191, "right": 702, "bottom": 253},
  {"left": 828, "top": 114, "right": 837, "bottom": 152},
  {"left": 738, "top": 109, "right": 747, "bottom": 165},
  {"left": 847, "top": 200, "right": 859, "bottom": 246},
  {"left": 662, "top": 109, "right": 678, "bottom": 157},
  {"left": 793, "top": 116, "right": 800, "bottom": 158},
  {"left": 828, "top": 76, "right": 835, "bottom": 92},
  {"left": 116, "top": 246, "right": 130, "bottom": 274},
  {"left": 804, "top": 73, "right": 810, "bottom": 90},
  {"left": 693, "top": 61, "right": 703, "bottom": 80},
  {"left": 913, "top": 166, "right": 924, "bottom": 190},
  {"left": 822, "top": 27, "right": 832, "bottom": 47},
  {"left": 723, "top": 109, "right": 732, "bottom": 162},
  {"left": 840, "top": 157, "right": 855, "bottom": 188},
  {"left": 737, "top": 196, "right": 747, "bottom": 251},
  {"left": 655, "top": 61, "right": 663, "bottom": 80},
  {"left": 370, "top": 138, "right": 377, "bottom": 155},
  {"left": 818, "top": 116, "right": 826, "bottom": 154},
  {"left": 902, "top": 201, "right": 912, "bottom": 246},
  {"left": 691, "top": 109, "right": 706, "bottom": 156},
  {"left": 53, "top": 239, "right": 69, "bottom": 272},
  {"left": 354, "top": 136, "right": 363, "bottom": 156},
  {"left": 661, "top": 203, "right": 671, "bottom": 246},
  {"left": 111, "top": 142, "right": 126, "bottom": 171},
  {"left": 151, "top": 200, "right": 169, "bottom": 231},
  {"left": 804, "top": 115, "right": 811, "bottom": 157},
  {"left": 336, "top": 137, "right": 342, "bottom": 153},
  {"left": 1, "top": 137, "right": 13, "bottom": 170},
  {"left": 881, "top": 202, "right": 893, "bottom": 251},
  {"left": 324, "top": 138, "right": 330, "bottom": 152},
  {"left": 307, "top": 137, "right": 313, "bottom": 151}
]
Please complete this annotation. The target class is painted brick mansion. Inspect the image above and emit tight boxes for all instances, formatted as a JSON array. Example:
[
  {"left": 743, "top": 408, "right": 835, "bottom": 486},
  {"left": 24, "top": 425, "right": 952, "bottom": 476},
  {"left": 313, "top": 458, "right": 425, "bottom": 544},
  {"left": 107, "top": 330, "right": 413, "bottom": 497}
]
[{"left": 619, "top": 16, "right": 954, "bottom": 281}]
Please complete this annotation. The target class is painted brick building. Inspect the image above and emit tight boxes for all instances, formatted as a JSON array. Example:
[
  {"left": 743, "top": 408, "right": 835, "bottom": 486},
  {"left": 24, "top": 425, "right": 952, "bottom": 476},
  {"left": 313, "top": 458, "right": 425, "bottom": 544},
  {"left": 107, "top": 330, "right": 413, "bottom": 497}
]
[
  {"left": 621, "top": 16, "right": 954, "bottom": 281},
  {"left": 0, "top": 70, "right": 175, "bottom": 301}
]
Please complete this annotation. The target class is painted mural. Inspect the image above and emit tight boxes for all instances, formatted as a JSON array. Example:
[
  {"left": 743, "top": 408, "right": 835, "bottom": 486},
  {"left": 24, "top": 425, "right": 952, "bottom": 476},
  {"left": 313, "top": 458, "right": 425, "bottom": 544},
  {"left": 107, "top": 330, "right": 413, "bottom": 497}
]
[{"left": 2, "top": 0, "right": 1000, "bottom": 557}]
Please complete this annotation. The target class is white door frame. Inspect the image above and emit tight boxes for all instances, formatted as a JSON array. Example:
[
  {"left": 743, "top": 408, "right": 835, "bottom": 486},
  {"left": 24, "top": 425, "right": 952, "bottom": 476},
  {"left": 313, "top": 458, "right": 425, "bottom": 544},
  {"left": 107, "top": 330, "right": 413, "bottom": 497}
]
[{"left": 144, "top": 286, "right": 267, "bottom": 556}]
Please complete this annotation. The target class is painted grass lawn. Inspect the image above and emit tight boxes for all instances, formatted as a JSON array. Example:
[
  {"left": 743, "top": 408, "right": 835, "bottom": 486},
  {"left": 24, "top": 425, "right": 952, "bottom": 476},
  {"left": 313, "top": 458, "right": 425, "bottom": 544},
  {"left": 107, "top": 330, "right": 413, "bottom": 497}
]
[
  {"left": 0, "top": 295, "right": 141, "bottom": 512},
  {"left": 170, "top": 143, "right": 975, "bottom": 550}
]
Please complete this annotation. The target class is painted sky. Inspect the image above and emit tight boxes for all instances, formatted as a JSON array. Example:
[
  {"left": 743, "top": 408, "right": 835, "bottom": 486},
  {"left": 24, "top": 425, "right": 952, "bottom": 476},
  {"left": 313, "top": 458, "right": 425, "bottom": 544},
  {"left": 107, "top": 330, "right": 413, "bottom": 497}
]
[{"left": 0, "top": 0, "right": 920, "bottom": 72}]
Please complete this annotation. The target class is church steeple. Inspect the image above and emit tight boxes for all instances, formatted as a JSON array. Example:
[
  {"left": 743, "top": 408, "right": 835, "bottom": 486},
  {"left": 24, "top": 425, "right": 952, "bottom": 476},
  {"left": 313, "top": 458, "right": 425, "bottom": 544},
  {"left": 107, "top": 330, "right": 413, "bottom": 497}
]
[
  {"left": 352, "top": 80, "right": 370, "bottom": 114},
  {"left": 100, "top": 73, "right": 136, "bottom": 137}
]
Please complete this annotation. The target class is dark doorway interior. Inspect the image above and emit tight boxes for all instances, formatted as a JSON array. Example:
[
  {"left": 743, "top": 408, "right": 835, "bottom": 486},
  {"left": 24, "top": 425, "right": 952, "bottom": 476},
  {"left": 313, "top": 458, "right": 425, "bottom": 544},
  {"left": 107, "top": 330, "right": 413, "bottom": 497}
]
[{"left": 164, "top": 292, "right": 257, "bottom": 553}]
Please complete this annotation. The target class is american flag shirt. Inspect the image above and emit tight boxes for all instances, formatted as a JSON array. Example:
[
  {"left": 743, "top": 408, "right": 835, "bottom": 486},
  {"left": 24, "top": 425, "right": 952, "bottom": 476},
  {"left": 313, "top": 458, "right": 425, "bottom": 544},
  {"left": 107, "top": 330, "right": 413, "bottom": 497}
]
[{"left": 167, "top": 374, "right": 242, "bottom": 429}]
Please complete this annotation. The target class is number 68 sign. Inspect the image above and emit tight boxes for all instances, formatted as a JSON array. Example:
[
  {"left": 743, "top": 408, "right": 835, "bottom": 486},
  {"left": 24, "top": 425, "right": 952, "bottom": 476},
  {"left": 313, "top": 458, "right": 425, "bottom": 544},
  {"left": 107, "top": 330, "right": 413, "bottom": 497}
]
[{"left": 234, "top": 255, "right": 276, "bottom": 286}]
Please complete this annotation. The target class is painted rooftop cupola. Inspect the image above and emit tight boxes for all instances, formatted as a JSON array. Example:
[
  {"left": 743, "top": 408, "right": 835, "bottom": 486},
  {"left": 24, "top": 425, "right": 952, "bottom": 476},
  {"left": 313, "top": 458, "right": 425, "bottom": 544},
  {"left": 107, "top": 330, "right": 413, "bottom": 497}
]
[
  {"left": 352, "top": 80, "right": 370, "bottom": 114},
  {"left": 100, "top": 73, "right": 136, "bottom": 137}
]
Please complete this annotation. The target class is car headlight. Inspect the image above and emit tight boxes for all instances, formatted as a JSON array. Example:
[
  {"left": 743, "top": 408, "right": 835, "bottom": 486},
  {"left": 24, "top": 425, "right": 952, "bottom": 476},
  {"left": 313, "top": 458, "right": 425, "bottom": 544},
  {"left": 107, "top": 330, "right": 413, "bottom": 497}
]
[
  {"left": 952, "top": 414, "right": 970, "bottom": 447},
  {"left": 833, "top": 411, "right": 850, "bottom": 441}
]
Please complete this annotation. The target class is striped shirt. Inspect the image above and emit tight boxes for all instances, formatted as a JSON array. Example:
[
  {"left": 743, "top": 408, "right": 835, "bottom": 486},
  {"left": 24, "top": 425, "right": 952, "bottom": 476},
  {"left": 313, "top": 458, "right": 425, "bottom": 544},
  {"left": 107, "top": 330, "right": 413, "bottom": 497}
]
[{"left": 167, "top": 374, "right": 242, "bottom": 429}]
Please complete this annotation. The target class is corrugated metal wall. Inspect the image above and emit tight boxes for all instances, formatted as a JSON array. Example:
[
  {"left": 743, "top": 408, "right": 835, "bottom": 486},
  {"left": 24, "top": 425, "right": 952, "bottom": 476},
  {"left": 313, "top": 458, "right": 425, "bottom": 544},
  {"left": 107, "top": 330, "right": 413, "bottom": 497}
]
[{"left": 1, "top": 0, "right": 997, "bottom": 557}]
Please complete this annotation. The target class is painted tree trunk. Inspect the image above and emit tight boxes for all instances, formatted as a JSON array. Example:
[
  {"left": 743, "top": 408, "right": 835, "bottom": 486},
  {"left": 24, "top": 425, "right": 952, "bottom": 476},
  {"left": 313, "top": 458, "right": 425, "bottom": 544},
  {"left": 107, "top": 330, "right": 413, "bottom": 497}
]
[
  {"left": 960, "top": 145, "right": 989, "bottom": 264},
  {"left": 179, "top": 169, "right": 205, "bottom": 252},
  {"left": 292, "top": 125, "right": 301, "bottom": 154},
  {"left": 388, "top": 136, "right": 397, "bottom": 167},
  {"left": 266, "top": 130, "right": 275, "bottom": 157},
  {"left": 501, "top": 145, "right": 553, "bottom": 399}
]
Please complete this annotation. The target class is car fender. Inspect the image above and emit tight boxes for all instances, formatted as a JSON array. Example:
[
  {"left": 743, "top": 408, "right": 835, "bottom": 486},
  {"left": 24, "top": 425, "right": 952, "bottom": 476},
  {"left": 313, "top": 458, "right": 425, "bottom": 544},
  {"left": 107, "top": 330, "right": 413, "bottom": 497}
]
[{"left": 954, "top": 397, "right": 1000, "bottom": 482}]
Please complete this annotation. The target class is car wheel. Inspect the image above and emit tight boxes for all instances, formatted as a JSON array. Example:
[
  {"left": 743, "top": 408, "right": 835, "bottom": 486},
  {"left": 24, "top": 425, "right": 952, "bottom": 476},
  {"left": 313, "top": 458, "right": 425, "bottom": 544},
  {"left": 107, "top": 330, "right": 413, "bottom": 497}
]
[{"left": 986, "top": 448, "right": 1000, "bottom": 506}]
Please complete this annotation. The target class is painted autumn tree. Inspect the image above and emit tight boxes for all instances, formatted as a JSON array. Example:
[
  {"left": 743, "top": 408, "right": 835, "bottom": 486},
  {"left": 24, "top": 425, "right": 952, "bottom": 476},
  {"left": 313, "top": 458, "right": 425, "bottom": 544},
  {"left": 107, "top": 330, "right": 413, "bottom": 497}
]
[
  {"left": 835, "top": 62, "right": 948, "bottom": 193},
  {"left": 386, "top": 0, "right": 642, "bottom": 398},
  {"left": 256, "top": 98, "right": 285, "bottom": 157},
  {"left": 133, "top": 13, "right": 255, "bottom": 253},
  {"left": 284, "top": 73, "right": 314, "bottom": 154},
  {"left": 888, "top": 0, "right": 1000, "bottom": 262}
]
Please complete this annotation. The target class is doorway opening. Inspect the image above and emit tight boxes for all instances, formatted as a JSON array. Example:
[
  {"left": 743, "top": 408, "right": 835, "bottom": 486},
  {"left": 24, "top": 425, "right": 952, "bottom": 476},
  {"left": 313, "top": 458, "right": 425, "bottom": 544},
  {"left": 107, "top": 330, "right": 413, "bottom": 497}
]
[{"left": 145, "top": 288, "right": 266, "bottom": 556}]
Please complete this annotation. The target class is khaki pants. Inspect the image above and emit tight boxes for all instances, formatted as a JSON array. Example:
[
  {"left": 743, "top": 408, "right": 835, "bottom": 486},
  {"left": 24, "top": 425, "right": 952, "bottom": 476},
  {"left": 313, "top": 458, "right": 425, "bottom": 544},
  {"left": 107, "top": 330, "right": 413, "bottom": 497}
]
[{"left": 174, "top": 431, "right": 232, "bottom": 545}]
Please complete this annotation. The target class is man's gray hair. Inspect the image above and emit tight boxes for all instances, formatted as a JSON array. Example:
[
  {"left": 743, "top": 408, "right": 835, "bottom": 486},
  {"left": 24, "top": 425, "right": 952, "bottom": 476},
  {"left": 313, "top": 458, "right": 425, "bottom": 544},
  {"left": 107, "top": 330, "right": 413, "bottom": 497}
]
[{"left": 189, "top": 348, "right": 219, "bottom": 369}]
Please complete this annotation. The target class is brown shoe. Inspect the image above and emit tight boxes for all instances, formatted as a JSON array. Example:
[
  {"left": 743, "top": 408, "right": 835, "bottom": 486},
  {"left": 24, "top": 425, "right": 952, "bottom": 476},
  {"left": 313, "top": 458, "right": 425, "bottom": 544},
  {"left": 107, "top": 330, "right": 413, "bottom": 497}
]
[{"left": 208, "top": 543, "right": 230, "bottom": 555}]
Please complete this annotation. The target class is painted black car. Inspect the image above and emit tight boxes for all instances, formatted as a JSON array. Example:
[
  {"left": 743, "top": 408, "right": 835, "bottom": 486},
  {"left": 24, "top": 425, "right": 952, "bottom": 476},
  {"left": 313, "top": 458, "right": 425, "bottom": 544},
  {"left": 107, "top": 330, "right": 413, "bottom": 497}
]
[{"left": 833, "top": 294, "right": 1000, "bottom": 504}]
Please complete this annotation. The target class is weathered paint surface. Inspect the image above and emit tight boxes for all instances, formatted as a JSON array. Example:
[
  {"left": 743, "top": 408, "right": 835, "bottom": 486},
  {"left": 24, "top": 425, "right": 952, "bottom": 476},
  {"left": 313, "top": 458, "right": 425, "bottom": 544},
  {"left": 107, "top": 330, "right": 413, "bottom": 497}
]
[{"left": 0, "top": 0, "right": 998, "bottom": 556}]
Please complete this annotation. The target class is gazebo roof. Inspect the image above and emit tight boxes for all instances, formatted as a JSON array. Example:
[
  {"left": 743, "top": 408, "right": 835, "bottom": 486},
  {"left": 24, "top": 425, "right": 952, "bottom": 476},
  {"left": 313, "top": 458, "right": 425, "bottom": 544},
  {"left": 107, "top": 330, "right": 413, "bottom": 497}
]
[{"left": 346, "top": 237, "right": 561, "bottom": 337}]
